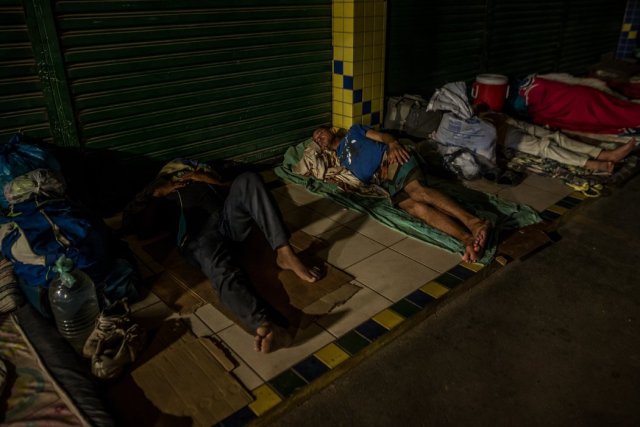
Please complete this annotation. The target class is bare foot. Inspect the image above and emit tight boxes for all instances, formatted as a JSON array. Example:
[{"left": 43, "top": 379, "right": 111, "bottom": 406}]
[
  {"left": 254, "top": 323, "right": 293, "bottom": 354},
  {"left": 585, "top": 160, "right": 614, "bottom": 174},
  {"left": 598, "top": 138, "right": 637, "bottom": 162},
  {"left": 468, "top": 219, "right": 491, "bottom": 254},
  {"left": 276, "top": 245, "right": 320, "bottom": 283},
  {"left": 460, "top": 235, "right": 480, "bottom": 263}
]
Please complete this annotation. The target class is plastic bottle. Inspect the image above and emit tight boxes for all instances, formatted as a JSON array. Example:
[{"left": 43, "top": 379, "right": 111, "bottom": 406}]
[{"left": 49, "top": 256, "right": 100, "bottom": 355}]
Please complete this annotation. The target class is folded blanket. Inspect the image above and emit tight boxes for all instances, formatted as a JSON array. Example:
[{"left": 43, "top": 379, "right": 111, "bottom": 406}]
[{"left": 275, "top": 139, "right": 543, "bottom": 264}]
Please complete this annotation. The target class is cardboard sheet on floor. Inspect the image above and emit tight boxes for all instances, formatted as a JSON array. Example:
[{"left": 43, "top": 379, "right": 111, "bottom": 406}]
[
  {"left": 129, "top": 319, "right": 252, "bottom": 427},
  {"left": 127, "top": 230, "right": 358, "bottom": 330}
]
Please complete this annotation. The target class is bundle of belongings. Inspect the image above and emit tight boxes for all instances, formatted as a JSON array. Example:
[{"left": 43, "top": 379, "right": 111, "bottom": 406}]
[{"left": 0, "top": 133, "right": 144, "bottom": 382}]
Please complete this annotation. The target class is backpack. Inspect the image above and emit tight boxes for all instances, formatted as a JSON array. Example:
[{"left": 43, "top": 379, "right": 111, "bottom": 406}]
[
  {"left": 384, "top": 94, "right": 444, "bottom": 138},
  {"left": 0, "top": 199, "right": 112, "bottom": 290},
  {"left": 0, "top": 134, "right": 60, "bottom": 208}
]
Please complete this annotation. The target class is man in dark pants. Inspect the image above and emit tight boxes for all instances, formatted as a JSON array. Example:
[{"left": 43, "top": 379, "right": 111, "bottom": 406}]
[{"left": 124, "top": 160, "right": 319, "bottom": 353}]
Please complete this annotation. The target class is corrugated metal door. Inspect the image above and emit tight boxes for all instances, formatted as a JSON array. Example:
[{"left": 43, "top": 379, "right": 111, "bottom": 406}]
[
  {"left": 386, "top": 0, "right": 488, "bottom": 96},
  {"left": 0, "top": 0, "right": 52, "bottom": 143},
  {"left": 386, "top": 0, "right": 627, "bottom": 96},
  {"left": 54, "top": 1, "right": 332, "bottom": 162}
]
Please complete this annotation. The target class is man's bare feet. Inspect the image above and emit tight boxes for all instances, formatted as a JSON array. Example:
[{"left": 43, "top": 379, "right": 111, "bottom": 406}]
[
  {"left": 468, "top": 219, "right": 491, "bottom": 255},
  {"left": 276, "top": 244, "right": 321, "bottom": 283},
  {"left": 462, "top": 242, "right": 479, "bottom": 263},
  {"left": 597, "top": 138, "right": 637, "bottom": 163},
  {"left": 254, "top": 323, "right": 293, "bottom": 354}
]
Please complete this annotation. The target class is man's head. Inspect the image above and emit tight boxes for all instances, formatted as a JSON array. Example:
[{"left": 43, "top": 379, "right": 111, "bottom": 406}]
[{"left": 312, "top": 126, "right": 337, "bottom": 150}]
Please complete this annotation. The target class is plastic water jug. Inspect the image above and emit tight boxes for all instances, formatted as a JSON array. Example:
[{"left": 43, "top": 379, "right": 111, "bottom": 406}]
[
  {"left": 49, "top": 256, "right": 100, "bottom": 355},
  {"left": 471, "top": 74, "right": 510, "bottom": 111}
]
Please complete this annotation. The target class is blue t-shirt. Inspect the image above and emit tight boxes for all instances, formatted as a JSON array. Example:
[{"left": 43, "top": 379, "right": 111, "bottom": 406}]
[{"left": 336, "top": 125, "right": 387, "bottom": 184}]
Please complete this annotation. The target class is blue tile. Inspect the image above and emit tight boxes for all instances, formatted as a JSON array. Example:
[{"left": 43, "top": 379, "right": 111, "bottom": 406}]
[
  {"left": 371, "top": 111, "right": 380, "bottom": 125},
  {"left": 390, "top": 299, "right": 421, "bottom": 317},
  {"left": 353, "top": 89, "right": 362, "bottom": 103},
  {"left": 555, "top": 197, "right": 579, "bottom": 209},
  {"left": 362, "top": 100, "right": 371, "bottom": 114},
  {"left": 219, "top": 406, "right": 256, "bottom": 427},
  {"left": 292, "top": 356, "right": 329, "bottom": 383},
  {"left": 435, "top": 272, "right": 463, "bottom": 288},
  {"left": 540, "top": 210, "right": 561, "bottom": 222},
  {"left": 343, "top": 75, "right": 353, "bottom": 89},
  {"left": 448, "top": 265, "right": 476, "bottom": 280},
  {"left": 355, "top": 318, "right": 388, "bottom": 341},
  {"left": 333, "top": 60, "right": 344, "bottom": 75},
  {"left": 269, "top": 370, "right": 307, "bottom": 398},
  {"left": 405, "top": 289, "right": 436, "bottom": 308}
]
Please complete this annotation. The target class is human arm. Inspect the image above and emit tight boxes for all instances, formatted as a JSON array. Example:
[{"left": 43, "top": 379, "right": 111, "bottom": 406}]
[{"left": 364, "top": 129, "right": 410, "bottom": 164}]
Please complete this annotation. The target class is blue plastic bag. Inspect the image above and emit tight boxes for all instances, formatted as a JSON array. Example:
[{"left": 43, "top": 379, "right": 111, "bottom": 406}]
[{"left": 0, "top": 134, "right": 60, "bottom": 208}]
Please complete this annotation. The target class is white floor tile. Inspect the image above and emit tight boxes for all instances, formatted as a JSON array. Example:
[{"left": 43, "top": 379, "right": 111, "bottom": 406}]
[
  {"left": 195, "top": 303, "right": 234, "bottom": 333},
  {"left": 390, "top": 237, "right": 461, "bottom": 272},
  {"left": 218, "top": 323, "right": 334, "bottom": 381},
  {"left": 315, "top": 282, "right": 392, "bottom": 338},
  {"left": 497, "top": 184, "right": 565, "bottom": 212},
  {"left": 283, "top": 206, "right": 342, "bottom": 237},
  {"left": 314, "top": 225, "right": 385, "bottom": 269},
  {"left": 305, "top": 197, "right": 365, "bottom": 225},
  {"left": 344, "top": 216, "right": 407, "bottom": 247},
  {"left": 345, "top": 248, "right": 439, "bottom": 301}
]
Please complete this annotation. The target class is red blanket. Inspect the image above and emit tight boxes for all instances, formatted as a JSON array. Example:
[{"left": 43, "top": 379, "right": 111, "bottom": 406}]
[{"left": 522, "top": 76, "right": 640, "bottom": 134}]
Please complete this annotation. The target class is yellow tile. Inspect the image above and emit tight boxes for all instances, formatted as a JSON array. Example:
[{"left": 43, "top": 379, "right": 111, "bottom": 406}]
[
  {"left": 375, "top": 1, "right": 386, "bottom": 17},
  {"left": 629, "top": 31, "right": 637, "bottom": 40},
  {"left": 334, "top": 17, "right": 344, "bottom": 32},
  {"left": 460, "top": 262, "right": 484, "bottom": 272},
  {"left": 569, "top": 191, "right": 588, "bottom": 200},
  {"left": 363, "top": 59, "right": 373, "bottom": 73},
  {"left": 343, "top": 2, "right": 354, "bottom": 17},
  {"left": 374, "top": 31, "right": 383, "bottom": 45},
  {"left": 314, "top": 343, "right": 350, "bottom": 368},
  {"left": 623, "top": 23, "right": 632, "bottom": 32},
  {"left": 334, "top": 46, "right": 344, "bottom": 61},
  {"left": 343, "top": 32, "right": 354, "bottom": 47},
  {"left": 353, "top": 59, "right": 363, "bottom": 76},
  {"left": 352, "top": 115, "right": 362, "bottom": 124},
  {"left": 332, "top": 73, "right": 342, "bottom": 88},
  {"left": 343, "top": 103, "right": 353, "bottom": 117},
  {"left": 373, "top": 97, "right": 383, "bottom": 111},
  {"left": 371, "top": 86, "right": 380, "bottom": 100},
  {"left": 333, "top": 113, "right": 343, "bottom": 128},
  {"left": 364, "top": 46, "right": 373, "bottom": 60},
  {"left": 333, "top": 86, "right": 343, "bottom": 102},
  {"left": 333, "top": 32, "right": 344, "bottom": 47},
  {"left": 332, "top": 1, "right": 340, "bottom": 17},
  {"left": 364, "top": 2, "right": 374, "bottom": 17},
  {"left": 421, "top": 281, "right": 449, "bottom": 298},
  {"left": 364, "top": 31, "right": 372, "bottom": 46},
  {"left": 353, "top": 102, "right": 362, "bottom": 116},
  {"left": 333, "top": 100, "right": 343, "bottom": 115},
  {"left": 343, "top": 47, "right": 354, "bottom": 61},
  {"left": 374, "top": 45, "right": 384, "bottom": 59},
  {"left": 341, "top": 89, "right": 351, "bottom": 103},
  {"left": 362, "top": 113, "right": 371, "bottom": 125},
  {"left": 355, "top": 1, "right": 364, "bottom": 18},
  {"left": 354, "top": 16, "right": 364, "bottom": 32},
  {"left": 344, "top": 116, "right": 354, "bottom": 128},
  {"left": 362, "top": 86, "right": 371, "bottom": 100},
  {"left": 372, "top": 309, "right": 405, "bottom": 329},
  {"left": 249, "top": 384, "right": 282, "bottom": 416},
  {"left": 343, "top": 61, "right": 353, "bottom": 75},
  {"left": 344, "top": 17, "right": 354, "bottom": 32},
  {"left": 546, "top": 205, "right": 569, "bottom": 215},
  {"left": 371, "top": 57, "right": 382, "bottom": 72},
  {"left": 363, "top": 73, "right": 373, "bottom": 89}
]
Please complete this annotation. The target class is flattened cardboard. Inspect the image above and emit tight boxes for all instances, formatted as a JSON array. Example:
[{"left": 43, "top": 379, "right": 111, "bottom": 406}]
[{"left": 132, "top": 320, "right": 252, "bottom": 427}]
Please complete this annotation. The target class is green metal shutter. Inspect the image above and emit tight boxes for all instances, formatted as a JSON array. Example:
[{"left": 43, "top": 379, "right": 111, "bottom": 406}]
[
  {"left": 54, "top": 1, "right": 332, "bottom": 162},
  {"left": 557, "top": 0, "right": 627, "bottom": 74},
  {"left": 0, "top": 0, "right": 52, "bottom": 143},
  {"left": 386, "top": 0, "right": 488, "bottom": 96},
  {"left": 386, "top": 0, "right": 627, "bottom": 96}
]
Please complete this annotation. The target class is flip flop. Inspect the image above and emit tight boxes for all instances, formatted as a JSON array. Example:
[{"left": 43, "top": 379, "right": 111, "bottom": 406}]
[{"left": 565, "top": 181, "right": 601, "bottom": 198}]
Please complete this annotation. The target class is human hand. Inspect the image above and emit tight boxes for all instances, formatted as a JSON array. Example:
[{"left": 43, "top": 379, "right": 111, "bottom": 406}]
[
  {"left": 387, "top": 141, "right": 410, "bottom": 164},
  {"left": 151, "top": 179, "right": 187, "bottom": 198}
]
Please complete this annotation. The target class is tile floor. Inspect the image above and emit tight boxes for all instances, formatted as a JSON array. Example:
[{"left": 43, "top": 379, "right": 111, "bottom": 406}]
[{"left": 129, "top": 171, "right": 575, "bottom": 394}]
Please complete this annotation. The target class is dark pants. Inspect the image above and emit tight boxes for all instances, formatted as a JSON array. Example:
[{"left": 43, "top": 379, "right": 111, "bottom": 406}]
[{"left": 183, "top": 172, "right": 289, "bottom": 331}]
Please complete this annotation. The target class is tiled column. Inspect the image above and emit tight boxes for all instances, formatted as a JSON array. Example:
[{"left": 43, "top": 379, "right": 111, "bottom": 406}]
[
  {"left": 616, "top": 0, "right": 639, "bottom": 60},
  {"left": 332, "top": 0, "right": 386, "bottom": 130}
]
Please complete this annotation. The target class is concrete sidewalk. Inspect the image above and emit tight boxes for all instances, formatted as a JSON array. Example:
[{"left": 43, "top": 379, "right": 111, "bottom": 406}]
[{"left": 271, "top": 175, "right": 640, "bottom": 426}]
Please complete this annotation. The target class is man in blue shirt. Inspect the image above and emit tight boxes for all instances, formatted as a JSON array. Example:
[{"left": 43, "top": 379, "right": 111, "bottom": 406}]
[{"left": 312, "top": 125, "right": 491, "bottom": 262}]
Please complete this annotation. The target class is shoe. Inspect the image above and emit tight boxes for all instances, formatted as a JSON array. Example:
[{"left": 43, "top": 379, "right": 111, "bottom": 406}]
[
  {"left": 82, "top": 299, "right": 133, "bottom": 359},
  {"left": 91, "top": 323, "right": 146, "bottom": 380}
]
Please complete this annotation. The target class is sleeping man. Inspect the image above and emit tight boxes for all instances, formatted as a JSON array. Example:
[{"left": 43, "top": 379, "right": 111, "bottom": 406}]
[{"left": 311, "top": 125, "right": 491, "bottom": 263}]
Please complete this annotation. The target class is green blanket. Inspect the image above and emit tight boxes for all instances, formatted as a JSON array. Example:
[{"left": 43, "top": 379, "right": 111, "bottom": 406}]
[{"left": 275, "top": 140, "right": 542, "bottom": 264}]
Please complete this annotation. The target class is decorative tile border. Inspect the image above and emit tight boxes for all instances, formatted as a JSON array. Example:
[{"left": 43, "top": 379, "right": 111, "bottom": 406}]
[{"left": 218, "top": 181, "right": 590, "bottom": 426}]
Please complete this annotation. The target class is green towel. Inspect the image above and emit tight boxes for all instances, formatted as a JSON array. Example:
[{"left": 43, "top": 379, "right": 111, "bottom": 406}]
[{"left": 275, "top": 139, "right": 542, "bottom": 264}]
